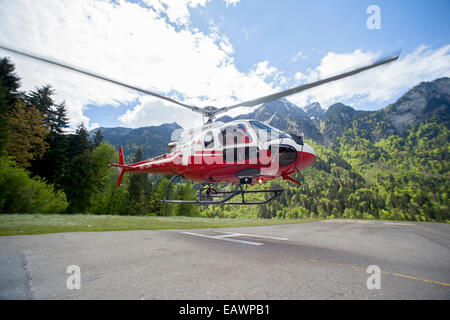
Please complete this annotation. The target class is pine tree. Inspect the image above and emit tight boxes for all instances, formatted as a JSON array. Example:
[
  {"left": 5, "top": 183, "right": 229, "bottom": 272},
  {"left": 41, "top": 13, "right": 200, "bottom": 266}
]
[
  {"left": 52, "top": 102, "right": 69, "bottom": 134},
  {"left": 67, "top": 123, "right": 92, "bottom": 158},
  {"left": 23, "top": 85, "right": 56, "bottom": 127},
  {"left": 0, "top": 58, "right": 21, "bottom": 153},
  {"left": 0, "top": 84, "right": 10, "bottom": 154},
  {"left": 30, "top": 102, "right": 70, "bottom": 186},
  {"left": 0, "top": 57, "right": 21, "bottom": 106}
]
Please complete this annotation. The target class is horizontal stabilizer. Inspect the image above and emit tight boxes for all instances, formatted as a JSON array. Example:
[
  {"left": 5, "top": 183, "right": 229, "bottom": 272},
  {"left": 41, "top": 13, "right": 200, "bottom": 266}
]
[{"left": 109, "top": 163, "right": 133, "bottom": 169}]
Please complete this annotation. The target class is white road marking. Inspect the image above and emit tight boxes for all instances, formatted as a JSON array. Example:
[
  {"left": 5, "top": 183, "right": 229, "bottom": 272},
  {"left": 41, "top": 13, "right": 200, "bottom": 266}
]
[
  {"left": 214, "top": 234, "right": 242, "bottom": 238},
  {"left": 214, "top": 231, "right": 289, "bottom": 241},
  {"left": 181, "top": 232, "right": 264, "bottom": 246}
]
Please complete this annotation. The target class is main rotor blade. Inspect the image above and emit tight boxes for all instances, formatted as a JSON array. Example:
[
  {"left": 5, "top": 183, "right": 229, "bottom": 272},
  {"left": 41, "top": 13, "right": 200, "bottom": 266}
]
[
  {"left": 216, "top": 52, "right": 400, "bottom": 115},
  {"left": 0, "top": 45, "right": 202, "bottom": 113}
]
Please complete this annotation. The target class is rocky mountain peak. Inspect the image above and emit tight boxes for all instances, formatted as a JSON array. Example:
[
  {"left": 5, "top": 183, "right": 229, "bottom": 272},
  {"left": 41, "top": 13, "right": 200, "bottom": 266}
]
[
  {"left": 385, "top": 77, "right": 449, "bottom": 134},
  {"left": 304, "top": 102, "right": 324, "bottom": 119}
]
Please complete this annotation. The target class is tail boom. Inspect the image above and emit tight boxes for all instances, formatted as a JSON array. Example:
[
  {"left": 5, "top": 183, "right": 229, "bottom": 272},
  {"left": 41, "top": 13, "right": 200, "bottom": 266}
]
[{"left": 109, "top": 147, "right": 180, "bottom": 186}]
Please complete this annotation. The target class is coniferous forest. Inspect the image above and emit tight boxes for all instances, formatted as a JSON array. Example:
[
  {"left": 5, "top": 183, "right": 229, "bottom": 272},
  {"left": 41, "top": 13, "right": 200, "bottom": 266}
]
[{"left": 0, "top": 57, "right": 449, "bottom": 222}]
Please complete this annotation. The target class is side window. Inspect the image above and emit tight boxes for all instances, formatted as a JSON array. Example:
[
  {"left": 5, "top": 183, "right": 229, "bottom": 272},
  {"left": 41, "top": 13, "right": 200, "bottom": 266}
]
[{"left": 204, "top": 131, "right": 214, "bottom": 149}]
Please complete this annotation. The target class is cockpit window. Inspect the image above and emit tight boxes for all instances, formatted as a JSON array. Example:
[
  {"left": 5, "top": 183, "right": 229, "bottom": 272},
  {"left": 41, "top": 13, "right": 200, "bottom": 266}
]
[
  {"left": 219, "top": 123, "right": 253, "bottom": 146},
  {"left": 249, "top": 121, "right": 290, "bottom": 142}
]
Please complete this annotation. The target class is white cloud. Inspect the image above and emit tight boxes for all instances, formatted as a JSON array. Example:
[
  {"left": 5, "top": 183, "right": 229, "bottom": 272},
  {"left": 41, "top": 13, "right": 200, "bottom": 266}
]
[
  {"left": 90, "top": 122, "right": 100, "bottom": 130},
  {"left": 118, "top": 96, "right": 196, "bottom": 128},
  {"left": 0, "top": 0, "right": 276, "bottom": 129},
  {"left": 250, "top": 61, "right": 278, "bottom": 80},
  {"left": 294, "top": 49, "right": 376, "bottom": 84},
  {"left": 288, "top": 45, "right": 450, "bottom": 110}
]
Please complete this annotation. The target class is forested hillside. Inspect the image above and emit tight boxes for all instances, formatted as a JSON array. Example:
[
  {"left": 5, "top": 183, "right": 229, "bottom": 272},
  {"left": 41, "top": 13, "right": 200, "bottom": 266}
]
[
  {"left": 207, "top": 78, "right": 449, "bottom": 222},
  {"left": 228, "top": 118, "right": 449, "bottom": 222},
  {"left": 1, "top": 56, "right": 448, "bottom": 222}
]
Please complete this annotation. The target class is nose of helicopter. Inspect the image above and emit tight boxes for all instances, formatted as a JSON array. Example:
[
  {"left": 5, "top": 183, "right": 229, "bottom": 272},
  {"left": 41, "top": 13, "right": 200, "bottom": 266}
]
[{"left": 296, "top": 142, "right": 315, "bottom": 171}]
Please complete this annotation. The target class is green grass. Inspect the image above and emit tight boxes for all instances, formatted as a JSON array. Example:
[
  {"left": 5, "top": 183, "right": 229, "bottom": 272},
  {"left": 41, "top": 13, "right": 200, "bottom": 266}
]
[{"left": 0, "top": 214, "right": 321, "bottom": 236}]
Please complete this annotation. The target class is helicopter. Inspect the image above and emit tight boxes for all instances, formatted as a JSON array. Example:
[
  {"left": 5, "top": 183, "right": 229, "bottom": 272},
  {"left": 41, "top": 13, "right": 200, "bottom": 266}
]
[{"left": 0, "top": 45, "right": 399, "bottom": 205}]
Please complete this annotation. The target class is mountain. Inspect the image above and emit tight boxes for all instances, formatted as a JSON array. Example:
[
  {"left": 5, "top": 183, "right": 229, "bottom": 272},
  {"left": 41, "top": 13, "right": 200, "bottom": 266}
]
[
  {"left": 91, "top": 122, "right": 182, "bottom": 160},
  {"left": 383, "top": 77, "right": 450, "bottom": 133},
  {"left": 321, "top": 103, "right": 372, "bottom": 145},
  {"left": 304, "top": 102, "right": 325, "bottom": 127},
  {"left": 321, "top": 77, "right": 450, "bottom": 145}
]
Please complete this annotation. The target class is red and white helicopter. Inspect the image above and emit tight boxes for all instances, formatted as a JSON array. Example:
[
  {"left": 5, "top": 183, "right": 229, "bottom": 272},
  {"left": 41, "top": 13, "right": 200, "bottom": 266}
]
[{"left": 0, "top": 46, "right": 399, "bottom": 205}]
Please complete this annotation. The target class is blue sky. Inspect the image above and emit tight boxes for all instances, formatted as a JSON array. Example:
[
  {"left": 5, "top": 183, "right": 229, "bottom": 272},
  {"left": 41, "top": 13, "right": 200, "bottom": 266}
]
[
  {"left": 0, "top": 0, "right": 449, "bottom": 129},
  {"left": 203, "top": 0, "right": 449, "bottom": 71}
]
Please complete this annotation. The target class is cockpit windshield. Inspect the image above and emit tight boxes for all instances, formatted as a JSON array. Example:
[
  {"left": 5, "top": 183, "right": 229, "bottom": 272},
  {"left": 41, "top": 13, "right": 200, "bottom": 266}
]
[{"left": 249, "top": 121, "right": 290, "bottom": 142}]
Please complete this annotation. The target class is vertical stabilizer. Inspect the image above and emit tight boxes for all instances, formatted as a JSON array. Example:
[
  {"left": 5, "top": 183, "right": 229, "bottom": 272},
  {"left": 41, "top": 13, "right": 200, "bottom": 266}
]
[
  {"left": 117, "top": 146, "right": 125, "bottom": 186},
  {"left": 119, "top": 146, "right": 124, "bottom": 165}
]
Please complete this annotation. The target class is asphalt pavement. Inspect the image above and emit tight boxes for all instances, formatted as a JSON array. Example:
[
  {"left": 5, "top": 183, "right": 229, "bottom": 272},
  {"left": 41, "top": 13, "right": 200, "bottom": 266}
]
[{"left": 0, "top": 219, "right": 449, "bottom": 299}]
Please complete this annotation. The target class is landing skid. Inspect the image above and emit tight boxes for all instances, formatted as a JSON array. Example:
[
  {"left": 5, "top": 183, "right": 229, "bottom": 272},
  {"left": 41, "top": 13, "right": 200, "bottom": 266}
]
[{"left": 161, "top": 175, "right": 284, "bottom": 205}]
